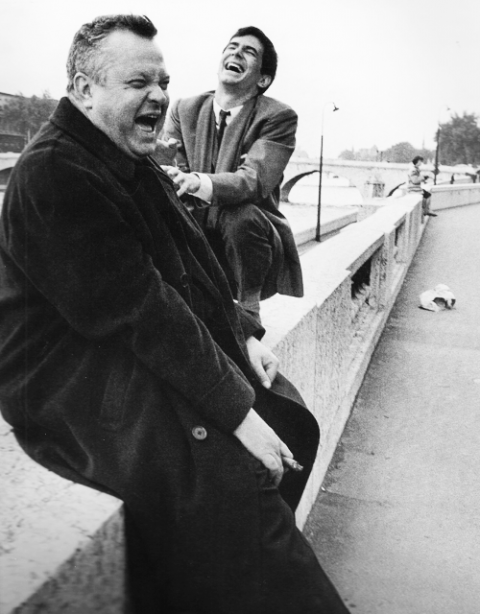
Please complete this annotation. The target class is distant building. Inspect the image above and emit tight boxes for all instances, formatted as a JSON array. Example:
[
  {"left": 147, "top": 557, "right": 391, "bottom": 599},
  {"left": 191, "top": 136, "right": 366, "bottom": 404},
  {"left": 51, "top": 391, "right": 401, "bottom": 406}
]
[
  {"left": 0, "top": 92, "right": 27, "bottom": 153},
  {"left": 355, "top": 145, "right": 380, "bottom": 162},
  {"left": 0, "top": 92, "right": 20, "bottom": 111},
  {"left": 339, "top": 145, "right": 383, "bottom": 162},
  {"left": 0, "top": 91, "right": 58, "bottom": 153},
  {"left": 0, "top": 92, "right": 25, "bottom": 185}
]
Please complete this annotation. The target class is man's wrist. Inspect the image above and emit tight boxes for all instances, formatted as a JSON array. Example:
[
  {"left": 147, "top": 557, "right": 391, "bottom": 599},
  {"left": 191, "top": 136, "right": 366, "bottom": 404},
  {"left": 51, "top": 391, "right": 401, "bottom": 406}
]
[
  {"left": 189, "top": 173, "right": 201, "bottom": 194},
  {"left": 193, "top": 173, "right": 213, "bottom": 203}
]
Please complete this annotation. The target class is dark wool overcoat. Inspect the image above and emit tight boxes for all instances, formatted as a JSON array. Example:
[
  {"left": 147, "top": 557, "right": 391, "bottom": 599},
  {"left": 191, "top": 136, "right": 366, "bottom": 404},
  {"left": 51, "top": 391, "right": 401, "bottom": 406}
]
[
  {"left": 0, "top": 99, "right": 349, "bottom": 614},
  {"left": 161, "top": 92, "right": 304, "bottom": 300}
]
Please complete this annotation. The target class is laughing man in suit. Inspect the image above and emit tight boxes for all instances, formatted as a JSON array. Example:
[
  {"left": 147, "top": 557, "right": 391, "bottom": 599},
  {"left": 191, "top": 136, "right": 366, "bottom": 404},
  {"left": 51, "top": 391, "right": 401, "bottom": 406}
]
[{"left": 157, "top": 26, "right": 303, "bottom": 323}]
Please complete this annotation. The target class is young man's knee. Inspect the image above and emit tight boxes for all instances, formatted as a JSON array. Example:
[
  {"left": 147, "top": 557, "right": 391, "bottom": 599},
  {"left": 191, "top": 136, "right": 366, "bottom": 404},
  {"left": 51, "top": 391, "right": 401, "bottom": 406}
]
[{"left": 220, "top": 204, "right": 270, "bottom": 241}]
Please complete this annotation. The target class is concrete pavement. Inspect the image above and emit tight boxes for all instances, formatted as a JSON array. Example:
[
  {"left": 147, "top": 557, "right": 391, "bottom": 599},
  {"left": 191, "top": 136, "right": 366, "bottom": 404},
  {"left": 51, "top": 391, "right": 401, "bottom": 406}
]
[{"left": 304, "top": 204, "right": 480, "bottom": 614}]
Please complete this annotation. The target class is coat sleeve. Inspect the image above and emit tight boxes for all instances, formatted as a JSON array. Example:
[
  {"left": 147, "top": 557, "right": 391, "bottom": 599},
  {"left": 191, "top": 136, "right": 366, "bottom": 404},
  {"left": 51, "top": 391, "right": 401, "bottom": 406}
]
[
  {"left": 235, "top": 304, "right": 265, "bottom": 341},
  {"left": 208, "top": 107, "right": 297, "bottom": 206},
  {"left": 162, "top": 100, "right": 190, "bottom": 173},
  {"left": 4, "top": 142, "right": 255, "bottom": 434}
]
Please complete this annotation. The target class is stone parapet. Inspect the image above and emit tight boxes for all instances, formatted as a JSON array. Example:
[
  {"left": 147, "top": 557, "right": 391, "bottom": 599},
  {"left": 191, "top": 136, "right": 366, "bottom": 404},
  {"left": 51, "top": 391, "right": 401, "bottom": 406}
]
[
  {"left": 261, "top": 194, "right": 427, "bottom": 527},
  {"left": 0, "top": 417, "right": 129, "bottom": 613},
  {"left": 431, "top": 183, "right": 480, "bottom": 210}
]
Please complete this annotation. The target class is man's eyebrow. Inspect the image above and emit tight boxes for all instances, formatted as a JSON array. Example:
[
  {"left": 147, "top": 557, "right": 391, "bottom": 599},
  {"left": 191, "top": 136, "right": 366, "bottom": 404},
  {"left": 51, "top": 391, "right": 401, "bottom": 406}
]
[
  {"left": 225, "top": 41, "right": 260, "bottom": 55},
  {"left": 127, "top": 69, "right": 170, "bottom": 80}
]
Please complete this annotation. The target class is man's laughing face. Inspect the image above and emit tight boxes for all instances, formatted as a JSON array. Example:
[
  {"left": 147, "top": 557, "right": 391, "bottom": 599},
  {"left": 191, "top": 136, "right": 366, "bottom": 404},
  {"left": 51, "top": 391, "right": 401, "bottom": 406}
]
[
  {"left": 218, "top": 34, "right": 269, "bottom": 95},
  {"left": 86, "top": 30, "right": 170, "bottom": 159}
]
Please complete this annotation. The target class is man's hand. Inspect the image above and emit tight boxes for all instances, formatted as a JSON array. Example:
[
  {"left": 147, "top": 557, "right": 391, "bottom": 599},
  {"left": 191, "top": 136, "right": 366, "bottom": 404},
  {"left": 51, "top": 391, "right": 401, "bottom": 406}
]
[
  {"left": 246, "top": 336, "right": 279, "bottom": 389},
  {"left": 234, "top": 408, "right": 293, "bottom": 486},
  {"left": 161, "top": 166, "right": 201, "bottom": 197},
  {"left": 155, "top": 138, "right": 179, "bottom": 165}
]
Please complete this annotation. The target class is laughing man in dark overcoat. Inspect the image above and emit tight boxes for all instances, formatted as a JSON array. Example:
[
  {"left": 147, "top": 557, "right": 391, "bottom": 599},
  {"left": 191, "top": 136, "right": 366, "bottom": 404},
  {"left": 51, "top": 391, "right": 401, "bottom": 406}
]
[{"left": 0, "top": 14, "right": 349, "bottom": 614}]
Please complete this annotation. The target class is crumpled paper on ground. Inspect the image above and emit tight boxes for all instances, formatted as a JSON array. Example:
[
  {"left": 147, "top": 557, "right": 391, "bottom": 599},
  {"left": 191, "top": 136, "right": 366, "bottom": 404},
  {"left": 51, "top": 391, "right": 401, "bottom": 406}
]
[{"left": 419, "top": 284, "right": 456, "bottom": 312}]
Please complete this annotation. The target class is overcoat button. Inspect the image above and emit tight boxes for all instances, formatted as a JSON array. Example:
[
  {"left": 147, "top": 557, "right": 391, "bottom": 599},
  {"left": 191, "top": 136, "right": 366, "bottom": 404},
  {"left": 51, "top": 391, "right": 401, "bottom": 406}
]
[
  {"left": 192, "top": 426, "right": 207, "bottom": 440},
  {"left": 180, "top": 273, "right": 189, "bottom": 287}
]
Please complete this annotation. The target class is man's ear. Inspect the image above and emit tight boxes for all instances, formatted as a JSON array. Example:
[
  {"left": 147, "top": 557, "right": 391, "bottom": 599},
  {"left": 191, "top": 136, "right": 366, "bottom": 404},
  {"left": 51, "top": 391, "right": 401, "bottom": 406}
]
[
  {"left": 72, "top": 72, "right": 94, "bottom": 109},
  {"left": 257, "top": 74, "right": 272, "bottom": 90}
]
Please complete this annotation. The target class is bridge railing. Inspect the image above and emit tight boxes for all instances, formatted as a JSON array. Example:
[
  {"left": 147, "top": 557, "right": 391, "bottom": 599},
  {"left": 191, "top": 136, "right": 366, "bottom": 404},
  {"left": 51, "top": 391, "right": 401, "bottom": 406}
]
[
  {"left": 430, "top": 183, "right": 480, "bottom": 211},
  {"left": 261, "top": 193, "right": 428, "bottom": 526},
  {"left": 283, "top": 157, "right": 477, "bottom": 201}
]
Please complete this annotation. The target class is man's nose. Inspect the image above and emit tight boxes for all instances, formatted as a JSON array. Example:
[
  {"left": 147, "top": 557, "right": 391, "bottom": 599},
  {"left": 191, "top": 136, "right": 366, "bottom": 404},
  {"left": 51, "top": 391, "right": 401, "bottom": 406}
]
[{"left": 148, "top": 85, "right": 168, "bottom": 105}]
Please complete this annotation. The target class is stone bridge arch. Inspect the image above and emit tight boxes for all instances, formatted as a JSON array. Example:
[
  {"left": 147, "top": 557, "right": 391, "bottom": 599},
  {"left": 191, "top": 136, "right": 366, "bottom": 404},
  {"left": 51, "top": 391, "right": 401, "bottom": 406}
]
[
  {"left": 283, "top": 157, "right": 460, "bottom": 200},
  {"left": 280, "top": 169, "right": 319, "bottom": 201}
]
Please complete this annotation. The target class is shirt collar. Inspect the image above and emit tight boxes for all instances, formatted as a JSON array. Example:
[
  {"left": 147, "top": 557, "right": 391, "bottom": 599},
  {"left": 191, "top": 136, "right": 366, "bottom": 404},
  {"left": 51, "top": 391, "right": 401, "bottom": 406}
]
[
  {"left": 212, "top": 99, "right": 243, "bottom": 126},
  {"left": 50, "top": 98, "right": 140, "bottom": 182}
]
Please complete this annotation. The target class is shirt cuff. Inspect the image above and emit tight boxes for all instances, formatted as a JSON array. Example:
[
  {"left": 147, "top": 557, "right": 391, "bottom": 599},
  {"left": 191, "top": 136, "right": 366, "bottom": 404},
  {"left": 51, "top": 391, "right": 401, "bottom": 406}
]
[{"left": 193, "top": 173, "right": 213, "bottom": 203}]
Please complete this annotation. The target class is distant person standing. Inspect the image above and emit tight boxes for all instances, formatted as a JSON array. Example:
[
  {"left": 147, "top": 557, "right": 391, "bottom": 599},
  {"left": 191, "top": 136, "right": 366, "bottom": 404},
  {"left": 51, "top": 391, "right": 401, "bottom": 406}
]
[{"left": 407, "top": 155, "right": 437, "bottom": 217}]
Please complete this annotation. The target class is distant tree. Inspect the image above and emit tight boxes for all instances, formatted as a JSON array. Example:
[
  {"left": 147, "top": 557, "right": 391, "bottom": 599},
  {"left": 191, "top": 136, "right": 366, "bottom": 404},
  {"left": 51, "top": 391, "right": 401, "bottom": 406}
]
[
  {"left": 339, "top": 149, "right": 356, "bottom": 161},
  {"left": 293, "top": 145, "right": 311, "bottom": 158},
  {"left": 339, "top": 143, "right": 434, "bottom": 164},
  {"left": 2, "top": 92, "right": 57, "bottom": 141},
  {"left": 382, "top": 142, "right": 417, "bottom": 163},
  {"left": 416, "top": 147, "right": 435, "bottom": 163},
  {"left": 436, "top": 112, "right": 480, "bottom": 165}
]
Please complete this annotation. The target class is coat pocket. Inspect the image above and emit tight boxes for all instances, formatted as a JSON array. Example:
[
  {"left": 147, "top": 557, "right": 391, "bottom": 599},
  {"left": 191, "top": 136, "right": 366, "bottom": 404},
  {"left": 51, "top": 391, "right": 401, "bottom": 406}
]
[{"left": 96, "top": 350, "right": 134, "bottom": 431}]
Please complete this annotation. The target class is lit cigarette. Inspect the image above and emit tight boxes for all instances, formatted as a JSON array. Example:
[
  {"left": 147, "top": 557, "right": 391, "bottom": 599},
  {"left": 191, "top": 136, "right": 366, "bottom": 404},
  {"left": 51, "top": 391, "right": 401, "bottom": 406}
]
[{"left": 283, "top": 457, "right": 304, "bottom": 472}]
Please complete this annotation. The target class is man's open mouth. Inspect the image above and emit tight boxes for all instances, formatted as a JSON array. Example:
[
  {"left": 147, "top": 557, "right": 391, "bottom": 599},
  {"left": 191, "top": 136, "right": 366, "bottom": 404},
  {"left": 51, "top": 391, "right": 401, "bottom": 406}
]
[
  {"left": 135, "top": 114, "right": 161, "bottom": 133},
  {"left": 225, "top": 62, "right": 244, "bottom": 74}
]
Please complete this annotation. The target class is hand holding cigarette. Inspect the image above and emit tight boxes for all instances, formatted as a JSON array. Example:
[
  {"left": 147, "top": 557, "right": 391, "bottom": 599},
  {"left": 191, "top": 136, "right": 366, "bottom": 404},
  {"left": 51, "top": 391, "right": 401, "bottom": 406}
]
[{"left": 283, "top": 457, "right": 304, "bottom": 472}]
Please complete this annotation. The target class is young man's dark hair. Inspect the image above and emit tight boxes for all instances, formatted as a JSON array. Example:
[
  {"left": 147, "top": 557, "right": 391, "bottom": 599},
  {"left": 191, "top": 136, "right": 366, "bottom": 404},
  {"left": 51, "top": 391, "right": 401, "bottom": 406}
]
[
  {"left": 229, "top": 25, "right": 277, "bottom": 92},
  {"left": 412, "top": 155, "right": 424, "bottom": 165}
]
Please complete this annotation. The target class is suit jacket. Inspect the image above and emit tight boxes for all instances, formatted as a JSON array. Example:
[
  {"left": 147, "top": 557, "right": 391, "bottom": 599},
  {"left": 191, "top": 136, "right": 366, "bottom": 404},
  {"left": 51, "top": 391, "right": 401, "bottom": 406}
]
[
  {"left": 0, "top": 99, "right": 331, "bottom": 614},
  {"left": 162, "top": 92, "right": 304, "bottom": 299}
]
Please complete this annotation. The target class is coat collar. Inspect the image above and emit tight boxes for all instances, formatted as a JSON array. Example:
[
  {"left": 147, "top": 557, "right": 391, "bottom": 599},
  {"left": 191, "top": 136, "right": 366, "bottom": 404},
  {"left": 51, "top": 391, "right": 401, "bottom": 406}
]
[{"left": 50, "top": 97, "right": 138, "bottom": 181}]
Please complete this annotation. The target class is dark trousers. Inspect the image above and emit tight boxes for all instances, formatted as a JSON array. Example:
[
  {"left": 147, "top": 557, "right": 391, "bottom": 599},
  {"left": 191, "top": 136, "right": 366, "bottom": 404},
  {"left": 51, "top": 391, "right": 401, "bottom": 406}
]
[{"left": 197, "top": 204, "right": 283, "bottom": 318}]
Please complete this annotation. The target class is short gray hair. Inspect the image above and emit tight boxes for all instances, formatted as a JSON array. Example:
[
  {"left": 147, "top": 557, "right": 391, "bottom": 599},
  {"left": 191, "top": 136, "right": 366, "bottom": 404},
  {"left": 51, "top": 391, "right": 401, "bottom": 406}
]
[{"left": 66, "top": 14, "right": 157, "bottom": 93}]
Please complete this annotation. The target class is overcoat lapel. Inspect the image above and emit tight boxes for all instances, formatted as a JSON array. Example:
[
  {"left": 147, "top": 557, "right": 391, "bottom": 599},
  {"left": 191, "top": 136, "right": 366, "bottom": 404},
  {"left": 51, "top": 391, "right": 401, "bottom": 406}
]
[{"left": 141, "top": 161, "right": 227, "bottom": 309}]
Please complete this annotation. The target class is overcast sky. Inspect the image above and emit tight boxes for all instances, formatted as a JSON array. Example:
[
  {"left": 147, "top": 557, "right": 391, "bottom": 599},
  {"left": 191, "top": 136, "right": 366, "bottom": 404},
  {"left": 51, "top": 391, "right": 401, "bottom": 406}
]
[{"left": 1, "top": 0, "right": 478, "bottom": 157}]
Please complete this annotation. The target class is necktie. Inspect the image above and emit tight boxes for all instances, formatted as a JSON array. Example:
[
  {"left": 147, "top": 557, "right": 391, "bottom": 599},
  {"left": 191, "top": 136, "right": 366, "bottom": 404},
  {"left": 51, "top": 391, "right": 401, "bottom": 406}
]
[{"left": 217, "top": 110, "right": 230, "bottom": 148}]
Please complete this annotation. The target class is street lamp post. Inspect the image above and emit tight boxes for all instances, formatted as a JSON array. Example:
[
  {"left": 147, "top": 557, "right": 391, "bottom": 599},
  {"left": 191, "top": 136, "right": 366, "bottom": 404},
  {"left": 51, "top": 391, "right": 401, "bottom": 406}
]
[
  {"left": 315, "top": 102, "right": 339, "bottom": 242},
  {"left": 434, "top": 106, "right": 450, "bottom": 186},
  {"left": 434, "top": 126, "right": 440, "bottom": 185}
]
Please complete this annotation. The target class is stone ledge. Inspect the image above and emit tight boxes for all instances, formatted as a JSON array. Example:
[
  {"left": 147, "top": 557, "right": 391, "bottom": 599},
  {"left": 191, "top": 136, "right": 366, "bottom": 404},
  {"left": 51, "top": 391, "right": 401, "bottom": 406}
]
[
  {"left": 431, "top": 184, "right": 480, "bottom": 210},
  {"left": 261, "top": 194, "right": 428, "bottom": 528},
  {"left": 0, "top": 419, "right": 128, "bottom": 614},
  {"left": 280, "top": 202, "right": 360, "bottom": 247}
]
